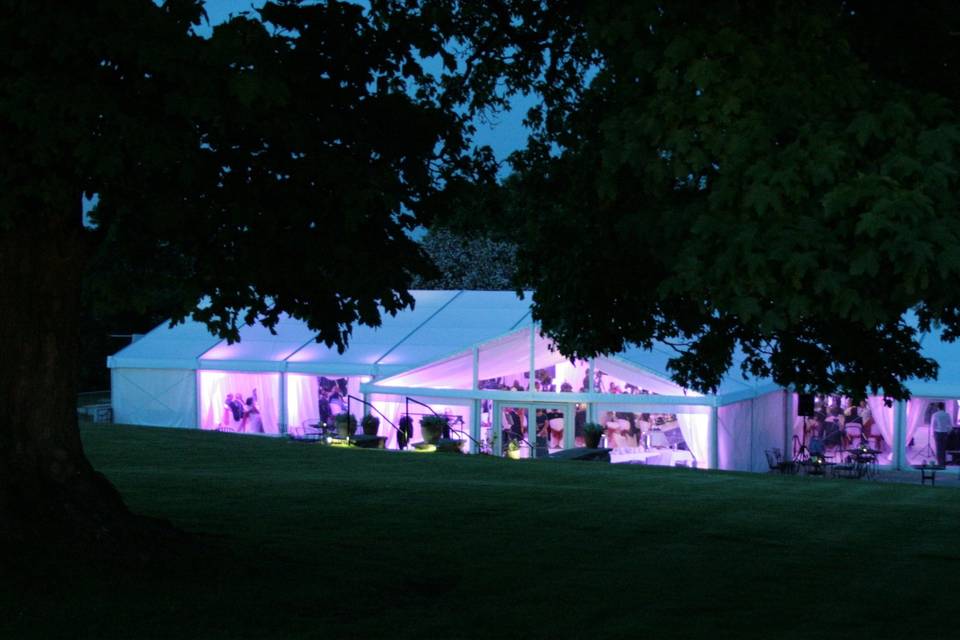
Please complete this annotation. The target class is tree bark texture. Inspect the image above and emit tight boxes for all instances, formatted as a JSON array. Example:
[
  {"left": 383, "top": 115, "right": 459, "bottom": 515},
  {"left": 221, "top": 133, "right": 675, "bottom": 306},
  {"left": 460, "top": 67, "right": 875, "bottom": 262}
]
[{"left": 0, "top": 211, "right": 133, "bottom": 552}]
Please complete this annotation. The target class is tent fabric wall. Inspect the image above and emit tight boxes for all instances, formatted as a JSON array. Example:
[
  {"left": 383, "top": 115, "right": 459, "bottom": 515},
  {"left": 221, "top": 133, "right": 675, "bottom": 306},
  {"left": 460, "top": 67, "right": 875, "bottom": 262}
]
[
  {"left": 287, "top": 373, "right": 319, "bottom": 433},
  {"left": 718, "top": 399, "right": 752, "bottom": 471},
  {"left": 676, "top": 412, "right": 710, "bottom": 468},
  {"left": 111, "top": 368, "right": 197, "bottom": 428},
  {"left": 751, "top": 391, "right": 786, "bottom": 472},
  {"left": 596, "top": 357, "right": 697, "bottom": 396},
  {"left": 718, "top": 392, "right": 786, "bottom": 473},
  {"left": 377, "top": 351, "right": 475, "bottom": 390}
]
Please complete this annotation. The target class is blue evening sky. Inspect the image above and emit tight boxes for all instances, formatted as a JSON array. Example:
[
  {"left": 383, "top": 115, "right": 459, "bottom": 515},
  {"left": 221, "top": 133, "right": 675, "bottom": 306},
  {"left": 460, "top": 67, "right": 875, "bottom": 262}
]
[{"left": 200, "top": 0, "right": 532, "bottom": 166}]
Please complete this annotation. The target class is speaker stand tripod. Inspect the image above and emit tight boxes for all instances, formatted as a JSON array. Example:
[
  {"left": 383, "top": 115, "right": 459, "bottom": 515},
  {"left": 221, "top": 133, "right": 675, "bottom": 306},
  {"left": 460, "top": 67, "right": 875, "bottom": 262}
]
[{"left": 921, "top": 420, "right": 936, "bottom": 461}]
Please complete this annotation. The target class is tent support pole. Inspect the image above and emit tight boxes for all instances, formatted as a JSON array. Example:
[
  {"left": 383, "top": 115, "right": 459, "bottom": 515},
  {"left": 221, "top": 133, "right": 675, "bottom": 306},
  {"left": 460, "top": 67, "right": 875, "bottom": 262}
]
[
  {"left": 471, "top": 398, "right": 481, "bottom": 454},
  {"left": 472, "top": 347, "right": 479, "bottom": 391},
  {"left": 278, "top": 371, "right": 287, "bottom": 435},
  {"left": 783, "top": 391, "right": 794, "bottom": 458},
  {"left": 895, "top": 399, "right": 906, "bottom": 470},
  {"left": 194, "top": 369, "right": 202, "bottom": 429}
]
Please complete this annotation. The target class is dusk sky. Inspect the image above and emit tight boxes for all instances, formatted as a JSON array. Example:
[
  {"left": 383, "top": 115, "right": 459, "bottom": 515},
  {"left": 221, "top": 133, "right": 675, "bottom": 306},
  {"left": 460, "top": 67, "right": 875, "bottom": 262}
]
[{"left": 200, "top": 0, "right": 532, "bottom": 168}]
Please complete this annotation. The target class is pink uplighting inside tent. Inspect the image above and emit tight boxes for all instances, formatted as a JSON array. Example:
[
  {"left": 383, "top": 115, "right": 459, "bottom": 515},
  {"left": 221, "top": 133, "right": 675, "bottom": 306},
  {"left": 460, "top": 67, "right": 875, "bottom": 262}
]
[{"left": 199, "top": 371, "right": 280, "bottom": 435}]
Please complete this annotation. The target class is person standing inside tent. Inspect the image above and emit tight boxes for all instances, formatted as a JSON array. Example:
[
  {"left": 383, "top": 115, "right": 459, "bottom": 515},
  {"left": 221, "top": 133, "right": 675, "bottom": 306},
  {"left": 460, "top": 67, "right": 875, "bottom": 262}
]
[
  {"left": 230, "top": 391, "right": 244, "bottom": 428},
  {"left": 931, "top": 402, "right": 953, "bottom": 466},
  {"left": 241, "top": 389, "right": 263, "bottom": 434},
  {"left": 222, "top": 394, "right": 235, "bottom": 430}
]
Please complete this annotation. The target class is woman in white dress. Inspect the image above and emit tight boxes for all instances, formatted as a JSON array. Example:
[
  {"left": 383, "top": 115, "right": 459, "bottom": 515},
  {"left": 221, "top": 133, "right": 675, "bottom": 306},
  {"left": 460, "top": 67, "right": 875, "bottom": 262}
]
[{"left": 237, "top": 389, "right": 262, "bottom": 434}]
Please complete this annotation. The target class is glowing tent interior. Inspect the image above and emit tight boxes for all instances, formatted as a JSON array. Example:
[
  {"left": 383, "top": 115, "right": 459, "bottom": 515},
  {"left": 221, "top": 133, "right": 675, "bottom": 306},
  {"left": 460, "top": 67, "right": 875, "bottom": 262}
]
[{"left": 108, "top": 291, "right": 960, "bottom": 472}]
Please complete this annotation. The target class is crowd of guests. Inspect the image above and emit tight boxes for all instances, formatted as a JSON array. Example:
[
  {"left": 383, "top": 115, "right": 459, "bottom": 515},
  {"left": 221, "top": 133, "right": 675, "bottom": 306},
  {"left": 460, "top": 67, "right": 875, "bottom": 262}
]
[
  {"left": 798, "top": 399, "right": 880, "bottom": 455},
  {"left": 222, "top": 389, "right": 263, "bottom": 433},
  {"left": 601, "top": 410, "right": 680, "bottom": 449},
  {"left": 478, "top": 369, "right": 655, "bottom": 395},
  {"left": 317, "top": 377, "right": 348, "bottom": 427}
]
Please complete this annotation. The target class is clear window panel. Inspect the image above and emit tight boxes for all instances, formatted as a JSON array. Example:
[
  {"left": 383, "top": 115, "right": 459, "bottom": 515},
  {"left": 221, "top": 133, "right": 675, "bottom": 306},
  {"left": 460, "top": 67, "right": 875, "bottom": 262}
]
[
  {"left": 532, "top": 406, "right": 566, "bottom": 456},
  {"left": 533, "top": 332, "right": 590, "bottom": 394},
  {"left": 500, "top": 406, "right": 530, "bottom": 458},
  {"left": 595, "top": 404, "right": 710, "bottom": 468},
  {"left": 573, "top": 403, "right": 588, "bottom": 447},
  {"left": 793, "top": 394, "right": 894, "bottom": 466}
]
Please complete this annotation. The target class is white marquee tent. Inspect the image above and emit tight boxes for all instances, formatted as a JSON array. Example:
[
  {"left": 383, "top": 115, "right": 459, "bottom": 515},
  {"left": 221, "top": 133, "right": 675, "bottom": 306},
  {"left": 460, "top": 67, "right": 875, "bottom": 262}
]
[{"left": 108, "top": 290, "right": 960, "bottom": 472}]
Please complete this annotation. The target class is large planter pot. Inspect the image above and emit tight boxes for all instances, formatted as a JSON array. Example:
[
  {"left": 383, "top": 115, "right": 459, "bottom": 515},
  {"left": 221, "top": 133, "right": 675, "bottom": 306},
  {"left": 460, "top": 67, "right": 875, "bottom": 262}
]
[
  {"left": 420, "top": 416, "right": 447, "bottom": 445},
  {"left": 582, "top": 422, "right": 604, "bottom": 449},
  {"left": 584, "top": 431, "right": 603, "bottom": 449},
  {"left": 335, "top": 415, "right": 357, "bottom": 438},
  {"left": 361, "top": 416, "right": 380, "bottom": 436},
  {"left": 506, "top": 447, "right": 521, "bottom": 460}
]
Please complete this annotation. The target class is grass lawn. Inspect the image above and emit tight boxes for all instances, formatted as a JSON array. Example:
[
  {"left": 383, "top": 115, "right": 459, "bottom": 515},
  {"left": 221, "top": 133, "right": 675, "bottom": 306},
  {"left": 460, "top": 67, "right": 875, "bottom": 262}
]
[{"left": 4, "top": 424, "right": 960, "bottom": 639}]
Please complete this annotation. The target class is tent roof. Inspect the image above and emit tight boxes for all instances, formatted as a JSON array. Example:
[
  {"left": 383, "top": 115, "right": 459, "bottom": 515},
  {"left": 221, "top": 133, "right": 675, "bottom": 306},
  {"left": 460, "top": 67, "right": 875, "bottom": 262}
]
[
  {"left": 109, "top": 290, "right": 530, "bottom": 375},
  {"left": 107, "top": 319, "right": 224, "bottom": 370},
  {"left": 108, "top": 290, "right": 781, "bottom": 403}
]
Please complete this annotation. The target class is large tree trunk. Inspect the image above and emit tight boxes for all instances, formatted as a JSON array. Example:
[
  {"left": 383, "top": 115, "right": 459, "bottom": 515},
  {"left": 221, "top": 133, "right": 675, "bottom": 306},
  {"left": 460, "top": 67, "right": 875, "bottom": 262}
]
[{"left": 0, "top": 212, "right": 166, "bottom": 558}]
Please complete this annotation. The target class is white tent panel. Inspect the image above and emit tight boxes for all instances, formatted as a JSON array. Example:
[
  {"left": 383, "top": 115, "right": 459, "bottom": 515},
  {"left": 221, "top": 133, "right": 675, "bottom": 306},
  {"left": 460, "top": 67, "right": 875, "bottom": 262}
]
[
  {"left": 718, "top": 399, "right": 752, "bottom": 471},
  {"left": 717, "top": 391, "right": 786, "bottom": 472},
  {"left": 367, "top": 291, "right": 530, "bottom": 366},
  {"left": 285, "top": 290, "right": 460, "bottom": 368},
  {"left": 108, "top": 320, "right": 222, "bottom": 369},
  {"left": 377, "top": 350, "right": 475, "bottom": 389},
  {"left": 752, "top": 391, "right": 787, "bottom": 472},
  {"left": 200, "top": 315, "right": 319, "bottom": 370},
  {"left": 111, "top": 368, "right": 197, "bottom": 428}
]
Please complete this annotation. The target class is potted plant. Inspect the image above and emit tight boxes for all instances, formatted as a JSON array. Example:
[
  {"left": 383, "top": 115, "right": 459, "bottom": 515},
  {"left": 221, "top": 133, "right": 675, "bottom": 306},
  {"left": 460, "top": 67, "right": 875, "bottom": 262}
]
[
  {"left": 582, "top": 422, "right": 604, "bottom": 449},
  {"left": 420, "top": 415, "right": 448, "bottom": 445},
  {"left": 505, "top": 439, "right": 521, "bottom": 460},
  {"left": 361, "top": 414, "right": 380, "bottom": 436},
  {"left": 334, "top": 413, "right": 357, "bottom": 438}
]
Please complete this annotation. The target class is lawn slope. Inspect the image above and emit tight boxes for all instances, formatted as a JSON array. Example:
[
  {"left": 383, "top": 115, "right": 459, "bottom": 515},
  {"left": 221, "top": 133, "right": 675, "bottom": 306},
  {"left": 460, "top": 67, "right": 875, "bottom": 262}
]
[{"left": 3, "top": 424, "right": 958, "bottom": 639}]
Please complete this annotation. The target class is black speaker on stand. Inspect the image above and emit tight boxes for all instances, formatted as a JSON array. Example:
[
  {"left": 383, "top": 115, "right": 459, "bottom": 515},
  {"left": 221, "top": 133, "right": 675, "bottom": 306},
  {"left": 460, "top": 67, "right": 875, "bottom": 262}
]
[{"left": 797, "top": 393, "right": 815, "bottom": 417}]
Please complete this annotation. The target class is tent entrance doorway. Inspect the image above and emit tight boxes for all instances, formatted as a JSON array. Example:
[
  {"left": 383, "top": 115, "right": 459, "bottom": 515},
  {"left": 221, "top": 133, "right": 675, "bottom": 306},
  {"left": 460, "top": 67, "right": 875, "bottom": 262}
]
[{"left": 494, "top": 402, "right": 575, "bottom": 458}]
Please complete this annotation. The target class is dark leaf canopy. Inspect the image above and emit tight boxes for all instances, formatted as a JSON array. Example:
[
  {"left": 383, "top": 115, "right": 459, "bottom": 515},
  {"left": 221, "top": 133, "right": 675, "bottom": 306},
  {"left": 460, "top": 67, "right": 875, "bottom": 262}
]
[
  {"left": 490, "top": 1, "right": 960, "bottom": 399},
  {"left": 1, "top": 0, "right": 500, "bottom": 349}
]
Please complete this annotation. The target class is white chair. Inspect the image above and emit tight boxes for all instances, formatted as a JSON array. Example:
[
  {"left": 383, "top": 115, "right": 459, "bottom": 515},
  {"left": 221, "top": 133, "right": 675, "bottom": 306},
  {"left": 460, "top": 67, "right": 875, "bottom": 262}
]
[
  {"left": 548, "top": 417, "right": 564, "bottom": 448},
  {"left": 648, "top": 430, "right": 669, "bottom": 448}
]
